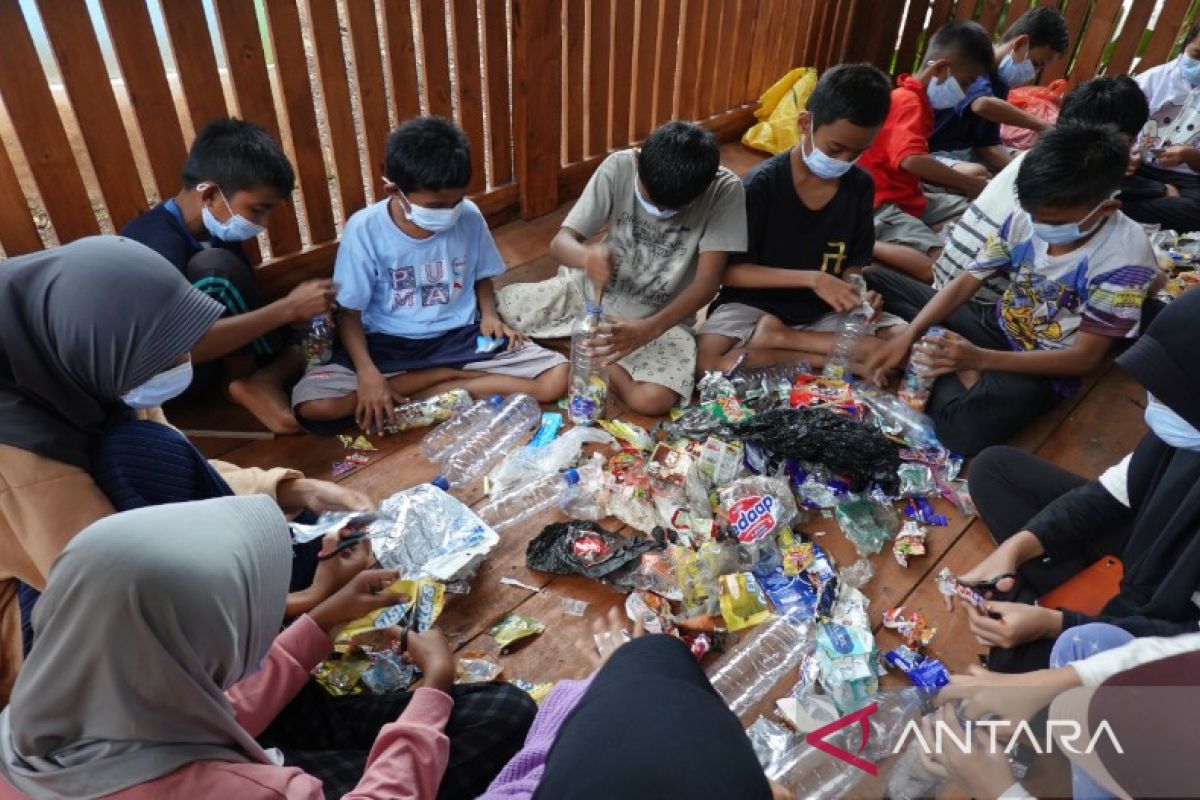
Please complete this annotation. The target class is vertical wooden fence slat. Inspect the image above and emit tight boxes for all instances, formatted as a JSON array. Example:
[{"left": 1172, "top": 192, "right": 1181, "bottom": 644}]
[
  {"left": 1104, "top": 0, "right": 1155, "bottom": 76},
  {"left": 712, "top": 0, "right": 741, "bottom": 108},
  {"left": 609, "top": 0, "right": 635, "bottom": 145},
  {"left": 1070, "top": 0, "right": 1123, "bottom": 83},
  {"left": 588, "top": 0, "right": 612, "bottom": 151},
  {"left": 513, "top": 0, "right": 562, "bottom": 218},
  {"left": 263, "top": 0, "right": 336, "bottom": 245},
  {"left": 419, "top": 0, "right": 454, "bottom": 119},
  {"left": 929, "top": 0, "right": 958, "bottom": 31},
  {"left": 1138, "top": 0, "right": 1192, "bottom": 72},
  {"left": 347, "top": 0, "right": 392, "bottom": 201},
  {"left": 307, "top": 0, "right": 366, "bottom": 220},
  {"left": 383, "top": 0, "right": 421, "bottom": 123},
  {"left": 700, "top": 0, "right": 726, "bottom": 117},
  {"left": 212, "top": 0, "right": 302, "bottom": 257},
  {"left": 954, "top": 0, "right": 977, "bottom": 20},
  {"left": 0, "top": 140, "right": 43, "bottom": 255},
  {"left": 565, "top": 0, "right": 587, "bottom": 163},
  {"left": 654, "top": 0, "right": 681, "bottom": 125},
  {"left": 1042, "top": 0, "right": 1090, "bottom": 83},
  {"left": 728, "top": 0, "right": 758, "bottom": 107},
  {"left": 678, "top": 0, "right": 707, "bottom": 119},
  {"left": 1005, "top": 0, "right": 1034, "bottom": 26},
  {"left": 859, "top": 0, "right": 906, "bottom": 71},
  {"left": 483, "top": 0, "right": 514, "bottom": 184},
  {"left": 896, "top": 0, "right": 933, "bottom": 75},
  {"left": 451, "top": 0, "right": 488, "bottom": 191},
  {"left": 160, "top": 0, "right": 228, "bottom": 132},
  {"left": 631, "top": 0, "right": 660, "bottom": 140},
  {"left": 978, "top": 0, "right": 1006, "bottom": 32},
  {"left": 98, "top": 0, "right": 188, "bottom": 203},
  {"left": 37, "top": 0, "right": 147, "bottom": 230},
  {"left": 0, "top": 0, "right": 99, "bottom": 242},
  {"left": 794, "top": 0, "right": 818, "bottom": 65},
  {"left": 825, "top": 0, "right": 855, "bottom": 68},
  {"left": 745, "top": 0, "right": 775, "bottom": 99},
  {"left": 809, "top": 0, "right": 836, "bottom": 70},
  {"left": 774, "top": 0, "right": 802, "bottom": 77}
]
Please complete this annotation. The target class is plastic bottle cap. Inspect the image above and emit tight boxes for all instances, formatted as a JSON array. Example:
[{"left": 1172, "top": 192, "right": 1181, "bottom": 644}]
[
  {"left": 431, "top": 475, "right": 450, "bottom": 491},
  {"left": 585, "top": 303, "right": 604, "bottom": 314},
  {"left": 563, "top": 468, "right": 581, "bottom": 485},
  {"left": 487, "top": 394, "right": 504, "bottom": 406}
]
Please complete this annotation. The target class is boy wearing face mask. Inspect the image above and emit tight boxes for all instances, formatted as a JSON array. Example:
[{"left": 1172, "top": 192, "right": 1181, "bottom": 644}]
[
  {"left": 858, "top": 22, "right": 997, "bottom": 283},
  {"left": 865, "top": 125, "right": 1158, "bottom": 456},
  {"left": 121, "top": 118, "right": 335, "bottom": 434},
  {"left": 292, "top": 117, "right": 568, "bottom": 435},
  {"left": 929, "top": 7, "right": 1069, "bottom": 173},
  {"left": 695, "top": 65, "right": 907, "bottom": 377}
]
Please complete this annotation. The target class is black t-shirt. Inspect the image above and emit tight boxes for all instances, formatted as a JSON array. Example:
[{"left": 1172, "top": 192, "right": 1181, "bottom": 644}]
[
  {"left": 120, "top": 202, "right": 245, "bottom": 276},
  {"left": 712, "top": 150, "right": 875, "bottom": 326}
]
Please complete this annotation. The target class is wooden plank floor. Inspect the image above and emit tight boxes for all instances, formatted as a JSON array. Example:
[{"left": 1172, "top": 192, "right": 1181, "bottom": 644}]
[{"left": 170, "top": 142, "right": 1148, "bottom": 759}]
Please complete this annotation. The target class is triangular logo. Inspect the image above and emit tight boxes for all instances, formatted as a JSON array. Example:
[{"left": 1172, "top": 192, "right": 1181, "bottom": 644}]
[{"left": 804, "top": 701, "right": 879, "bottom": 776}]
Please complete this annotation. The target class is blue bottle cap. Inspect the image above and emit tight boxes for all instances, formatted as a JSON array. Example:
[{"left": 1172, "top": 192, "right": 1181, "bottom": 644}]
[
  {"left": 585, "top": 303, "right": 604, "bottom": 315},
  {"left": 563, "top": 468, "right": 581, "bottom": 485},
  {"left": 487, "top": 394, "right": 504, "bottom": 407},
  {"left": 431, "top": 475, "right": 450, "bottom": 491}
]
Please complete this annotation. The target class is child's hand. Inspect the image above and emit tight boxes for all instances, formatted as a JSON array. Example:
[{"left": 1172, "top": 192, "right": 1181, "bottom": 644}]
[
  {"left": 584, "top": 244, "right": 614, "bottom": 299},
  {"left": 811, "top": 273, "right": 862, "bottom": 314},
  {"left": 965, "top": 601, "right": 1060, "bottom": 649},
  {"left": 308, "top": 568, "right": 405, "bottom": 635},
  {"left": 285, "top": 279, "right": 338, "bottom": 323},
  {"left": 278, "top": 478, "right": 374, "bottom": 514},
  {"left": 403, "top": 629, "right": 455, "bottom": 695},
  {"left": 356, "top": 370, "right": 406, "bottom": 435},
  {"left": 480, "top": 316, "right": 526, "bottom": 350},
  {"left": 910, "top": 330, "right": 983, "bottom": 376},
  {"left": 596, "top": 316, "right": 656, "bottom": 365},
  {"left": 1156, "top": 145, "right": 1196, "bottom": 169},
  {"left": 864, "top": 334, "right": 911, "bottom": 385}
]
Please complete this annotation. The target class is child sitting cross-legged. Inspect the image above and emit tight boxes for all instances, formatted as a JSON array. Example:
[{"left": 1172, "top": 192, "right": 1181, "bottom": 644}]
[
  {"left": 293, "top": 117, "right": 568, "bottom": 435},
  {"left": 866, "top": 124, "right": 1159, "bottom": 456}
]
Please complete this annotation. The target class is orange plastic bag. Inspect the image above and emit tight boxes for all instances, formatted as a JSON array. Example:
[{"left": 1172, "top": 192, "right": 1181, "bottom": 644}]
[{"left": 1001, "top": 79, "right": 1068, "bottom": 150}]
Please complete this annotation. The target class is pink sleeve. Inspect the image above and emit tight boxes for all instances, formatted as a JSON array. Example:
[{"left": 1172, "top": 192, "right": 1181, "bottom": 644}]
[
  {"left": 226, "top": 615, "right": 332, "bottom": 737},
  {"left": 344, "top": 687, "right": 454, "bottom": 800}
]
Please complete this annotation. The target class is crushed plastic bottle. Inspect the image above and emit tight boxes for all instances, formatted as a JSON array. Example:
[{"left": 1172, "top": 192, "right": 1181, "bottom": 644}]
[
  {"left": 382, "top": 388, "right": 473, "bottom": 434},
  {"left": 898, "top": 326, "right": 945, "bottom": 411},
  {"left": 823, "top": 314, "right": 867, "bottom": 380},
  {"left": 707, "top": 617, "right": 814, "bottom": 717},
  {"left": 858, "top": 388, "right": 941, "bottom": 449},
  {"left": 420, "top": 394, "right": 505, "bottom": 463},
  {"left": 304, "top": 314, "right": 334, "bottom": 366},
  {"left": 434, "top": 394, "right": 541, "bottom": 487},
  {"left": 474, "top": 468, "right": 581, "bottom": 532},
  {"left": 567, "top": 304, "right": 611, "bottom": 425}
]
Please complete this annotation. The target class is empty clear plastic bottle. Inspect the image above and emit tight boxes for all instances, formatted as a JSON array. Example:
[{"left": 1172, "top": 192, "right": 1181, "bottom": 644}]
[
  {"left": 858, "top": 387, "right": 940, "bottom": 449},
  {"left": 567, "top": 304, "right": 610, "bottom": 425},
  {"left": 304, "top": 314, "right": 334, "bottom": 366},
  {"left": 823, "top": 313, "right": 867, "bottom": 380},
  {"left": 474, "top": 468, "right": 581, "bottom": 531},
  {"left": 420, "top": 394, "right": 505, "bottom": 463},
  {"left": 731, "top": 359, "right": 811, "bottom": 397},
  {"left": 885, "top": 745, "right": 944, "bottom": 800},
  {"left": 434, "top": 394, "right": 541, "bottom": 487},
  {"left": 383, "top": 388, "right": 473, "bottom": 434},
  {"left": 898, "top": 326, "right": 945, "bottom": 411},
  {"left": 706, "top": 617, "right": 814, "bottom": 717}
]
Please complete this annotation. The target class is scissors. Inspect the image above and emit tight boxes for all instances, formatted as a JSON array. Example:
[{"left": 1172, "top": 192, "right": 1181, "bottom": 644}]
[
  {"left": 957, "top": 572, "right": 1018, "bottom": 600},
  {"left": 317, "top": 530, "right": 373, "bottom": 561}
]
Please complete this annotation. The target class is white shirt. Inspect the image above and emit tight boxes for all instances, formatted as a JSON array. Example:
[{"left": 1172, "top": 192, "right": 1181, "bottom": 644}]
[{"left": 1135, "top": 55, "right": 1200, "bottom": 174}]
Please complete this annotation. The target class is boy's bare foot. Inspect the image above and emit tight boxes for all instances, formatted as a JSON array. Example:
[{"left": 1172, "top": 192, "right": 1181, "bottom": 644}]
[
  {"left": 228, "top": 375, "right": 305, "bottom": 434},
  {"left": 747, "top": 314, "right": 796, "bottom": 350}
]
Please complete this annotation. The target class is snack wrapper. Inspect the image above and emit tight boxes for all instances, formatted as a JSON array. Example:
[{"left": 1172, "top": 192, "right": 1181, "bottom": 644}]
[
  {"left": 835, "top": 499, "right": 899, "bottom": 557},
  {"left": 289, "top": 511, "right": 389, "bottom": 545},
  {"left": 897, "top": 462, "right": 938, "bottom": 497},
  {"left": 892, "top": 520, "right": 928, "bottom": 567},
  {"left": 511, "top": 679, "right": 556, "bottom": 704},
  {"left": 489, "top": 613, "right": 546, "bottom": 651},
  {"left": 789, "top": 374, "right": 855, "bottom": 411},
  {"left": 626, "top": 589, "right": 677, "bottom": 636},
  {"left": 369, "top": 484, "right": 499, "bottom": 581},
  {"left": 719, "top": 476, "right": 798, "bottom": 544},
  {"left": 335, "top": 579, "right": 446, "bottom": 650},
  {"left": 313, "top": 650, "right": 370, "bottom": 696},
  {"left": 476, "top": 334, "right": 505, "bottom": 353},
  {"left": 597, "top": 419, "right": 655, "bottom": 451},
  {"left": 697, "top": 436, "right": 744, "bottom": 485},
  {"left": 457, "top": 651, "right": 504, "bottom": 683},
  {"left": 718, "top": 572, "right": 772, "bottom": 631},
  {"left": 338, "top": 434, "right": 378, "bottom": 451},
  {"left": 903, "top": 496, "right": 948, "bottom": 526},
  {"left": 361, "top": 651, "right": 417, "bottom": 694},
  {"left": 881, "top": 606, "right": 937, "bottom": 649},
  {"left": 935, "top": 567, "right": 989, "bottom": 613}
]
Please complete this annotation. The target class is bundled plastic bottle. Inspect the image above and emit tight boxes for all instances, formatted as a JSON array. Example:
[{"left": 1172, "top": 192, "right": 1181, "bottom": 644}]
[
  {"left": 898, "top": 326, "right": 945, "bottom": 411},
  {"left": 474, "top": 468, "right": 581, "bottom": 532},
  {"left": 420, "top": 394, "right": 505, "bottom": 462},
  {"left": 707, "top": 617, "right": 814, "bottom": 717},
  {"left": 823, "top": 314, "right": 867, "bottom": 380},
  {"left": 382, "top": 388, "right": 473, "bottom": 434},
  {"left": 434, "top": 394, "right": 541, "bottom": 487},
  {"left": 304, "top": 314, "right": 334, "bottom": 366},
  {"left": 567, "top": 304, "right": 610, "bottom": 425}
]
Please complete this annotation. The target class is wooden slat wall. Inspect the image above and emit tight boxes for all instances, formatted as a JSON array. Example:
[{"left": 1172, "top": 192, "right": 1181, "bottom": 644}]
[
  {"left": 347, "top": 0, "right": 392, "bottom": 204},
  {"left": 160, "top": 0, "right": 228, "bottom": 135},
  {"left": 587, "top": 0, "right": 613, "bottom": 153}
]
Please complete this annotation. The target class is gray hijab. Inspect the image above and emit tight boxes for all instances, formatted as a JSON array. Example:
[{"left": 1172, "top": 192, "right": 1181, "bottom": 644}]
[
  {"left": 0, "top": 236, "right": 223, "bottom": 468},
  {"left": 0, "top": 495, "right": 293, "bottom": 799}
]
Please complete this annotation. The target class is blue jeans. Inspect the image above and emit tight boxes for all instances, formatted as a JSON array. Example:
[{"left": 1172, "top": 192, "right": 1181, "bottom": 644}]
[{"left": 1049, "top": 623, "right": 1135, "bottom": 800}]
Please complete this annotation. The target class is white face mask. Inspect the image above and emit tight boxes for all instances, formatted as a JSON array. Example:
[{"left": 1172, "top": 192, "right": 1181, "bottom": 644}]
[
  {"left": 801, "top": 122, "right": 856, "bottom": 180},
  {"left": 926, "top": 71, "right": 966, "bottom": 110},
  {"left": 1145, "top": 394, "right": 1200, "bottom": 451},
  {"left": 198, "top": 185, "right": 265, "bottom": 243},
  {"left": 398, "top": 190, "right": 462, "bottom": 233},
  {"left": 121, "top": 361, "right": 194, "bottom": 410},
  {"left": 998, "top": 46, "right": 1037, "bottom": 87},
  {"left": 633, "top": 180, "right": 678, "bottom": 219}
]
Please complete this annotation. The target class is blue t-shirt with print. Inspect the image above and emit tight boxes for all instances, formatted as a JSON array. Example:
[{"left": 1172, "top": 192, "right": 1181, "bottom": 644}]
[
  {"left": 334, "top": 198, "right": 505, "bottom": 339},
  {"left": 930, "top": 73, "right": 1009, "bottom": 153}
]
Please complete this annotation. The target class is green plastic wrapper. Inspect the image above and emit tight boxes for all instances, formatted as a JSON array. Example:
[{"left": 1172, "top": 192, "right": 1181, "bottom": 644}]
[
  {"left": 718, "top": 571, "right": 772, "bottom": 632},
  {"left": 489, "top": 612, "right": 546, "bottom": 651}
]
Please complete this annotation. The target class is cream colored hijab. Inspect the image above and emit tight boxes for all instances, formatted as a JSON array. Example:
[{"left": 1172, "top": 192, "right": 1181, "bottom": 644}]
[{"left": 0, "top": 496, "right": 292, "bottom": 799}]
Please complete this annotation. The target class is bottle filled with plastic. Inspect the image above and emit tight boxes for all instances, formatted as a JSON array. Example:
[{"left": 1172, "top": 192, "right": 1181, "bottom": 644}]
[
  {"left": 420, "top": 394, "right": 505, "bottom": 462},
  {"left": 383, "top": 388, "right": 474, "bottom": 435},
  {"left": 474, "top": 468, "right": 581, "bottom": 532},
  {"left": 857, "top": 387, "right": 941, "bottom": 449},
  {"left": 898, "top": 326, "right": 945, "bottom": 411},
  {"left": 706, "top": 617, "right": 814, "bottom": 717},
  {"left": 434, "top": 393, "right": 541, "bottom": 487},
  {"left": 823, "top": 314, "right": 867, "bottom": 380},
  {"left": 567, "top": 304, "right": 610, "bottom": 425},
  {"left": 304, "top": 314, "right": 334, "bottom": 367}
]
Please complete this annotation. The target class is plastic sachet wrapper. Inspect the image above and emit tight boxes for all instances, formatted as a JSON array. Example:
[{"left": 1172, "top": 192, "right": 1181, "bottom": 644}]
[
  {"left": 335, "top": 579, "right": 446, "bottom": 650},
  {"left": 796, "top": 472, "right": 842, "bottom": 509},
  {"left": 609, "top": 545, "right": 685, "bottom": 600},
  {"left": 526, "top": 520, "right": 660, "bottom": 579},
  {"left": 748, "top": 716, "right": 795, "bottom": 774},
  {"left": 718, "top": 476, "right": 798, "bottom": 544},
  {"left": 361, "top": 651, "right": 416, "bottom": 694},
  {"left": 935, "top": 567, "right": 991, "bottom": 614},
  {"left": 718, "top": 571, "right": 772, "bottom": 631},
  {"left": 510, "top": 679, "right": 556, "bottom": 704},
  {"left": 626, "top": 589, "right": 677, "bottom": 636},
  {"left": 897, "top": 463, "right": 938, "bottom": 498},
  {"left": 884, "top": 645, "right": 950, "bottom": 688},
  {"left": 488, "top": 425, "right": 613, "bottom": 498},
  {"left": 835, "top": 499, "right": 900, "bottom": 557},
  {"left": 679, "top": 539, "right": 741, "bottom": 618},
  {"left": 368, "top": 484, "right": 499, "bottom": 581},
  {"left": 456, "top": 651, "right": 504, "bottom": 684},
  {"left": 313, "top": 648, "right": 371, "bottom": 696},
  {"left": 839, "top": 558, "right": 874, "bottom": 589},
  {"left": 697, "top": 436, "right": 744, "bottom": 485},
  {"left": 597, "top": 419, "right": 655, "bottom": 451},
  {"left": 903, "top": 497, "right": 948, "bottom": 527},
  {"left": 881, "top": 607, "right": 937, "bottom": 650},
  {"left": 697, "top": 371, "right": 738, "bottom": 402},
  {"left": 815, "top": 621, "right": 879, "bottom": 714},
  {"left": 489, "top": 613, "right": 545, "bottom": 652},
  {"left": 892, "top": 520, "right": 927, "bottom": 567},
  {"left": 290, "top": 511, "right": 390, "bottom": 545}
]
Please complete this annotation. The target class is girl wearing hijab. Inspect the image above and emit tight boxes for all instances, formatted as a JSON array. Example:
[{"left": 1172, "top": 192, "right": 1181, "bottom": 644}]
[
  {"left": 0, "top": 495, "right": 535, "bottom": 799},
  {"left": 949, "top": 286, "right": 1200, "bottom": 672},
  {"left": 0, "top": 237, "right": 373, "bottom": 702}
]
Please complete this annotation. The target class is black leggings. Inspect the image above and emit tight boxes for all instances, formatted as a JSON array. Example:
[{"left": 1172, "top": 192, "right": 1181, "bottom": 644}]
[
  {"left": 1121, "top": 165, "right": 1200, "bottom": 233},
  {"left": 534, "top": 635, "right": 772, "bottom": 800},
  {"left": 968, "top": 447, "right": 1128, "bottom": 672}
]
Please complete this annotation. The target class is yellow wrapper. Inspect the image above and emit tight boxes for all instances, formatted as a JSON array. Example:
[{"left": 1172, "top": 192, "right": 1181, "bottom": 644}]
[
  {"left": 719, "top": 572, "right": 772, "bottom": 631},
  {"left": 334, "top": 579, "right": 445, "bottom": 651}
]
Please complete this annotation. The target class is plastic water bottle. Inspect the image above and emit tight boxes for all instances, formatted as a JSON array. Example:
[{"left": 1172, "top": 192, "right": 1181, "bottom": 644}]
[
  {"left": 567, "top": 304, "right": 610, "bottom": 425},
  {"left": 434, "top": 394, "right": 541, "bottom": 487},
  {"left": 420, "top": 394, "right": 505, "bottom": 462},
  {"left": 885, "top": 745, "right": 944, "bottom": 799},
  {"left": 474, "top": 468, "right": 581, "bottom": 531},
  {"left": 304, "top": 314, "right": 334, "bottom": 366},
  {"left": 898, "top": 326, "right": 945, "bottom": 411},
  {"left": 382, "top": 388, "right": 473, "bottom": 434},
  {"left": 823, "top": 314, "right": 867, "bottom": 380},
  {"left": 858, "top": 388, "right": 940, "bottom": 449},
  {"left": 732, "top": 359, "right": 811, "bottom": 396},
  {"left": 706, "top": 617, "right": 814, "bottom": 717}
]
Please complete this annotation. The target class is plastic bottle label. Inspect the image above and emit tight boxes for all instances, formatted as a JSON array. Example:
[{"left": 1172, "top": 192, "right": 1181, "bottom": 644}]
[{"left": 729, "top": 495, "right": 778, "bottom": 542}]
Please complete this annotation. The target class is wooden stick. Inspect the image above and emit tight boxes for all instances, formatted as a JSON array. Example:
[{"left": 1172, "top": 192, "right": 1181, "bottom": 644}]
[{"left": 181, "top": 429, "right": 277, "bottom": 440}]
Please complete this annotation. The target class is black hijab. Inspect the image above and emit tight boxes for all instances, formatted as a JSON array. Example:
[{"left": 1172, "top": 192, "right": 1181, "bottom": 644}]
[{"left": 0, "top": 237, "right": 222, "bottom": 469}]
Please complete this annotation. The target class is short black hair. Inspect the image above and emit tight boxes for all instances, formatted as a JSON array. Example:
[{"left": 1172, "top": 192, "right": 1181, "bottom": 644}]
[
  {"left": 384, "top": 116, "right": 471, "bottom": 193},
  {"left": 181, "top": 118, "right": 294, "bottom": 197},
  {"left": 926, "top": 21, "right": 996, "bottom": 74},
  {"left": 637, "top": 121, "right": 719, "bottom": 209},
  {"left": 808, "top": 64, "right": 892, "bottom": 129},
  {"left": 1016, "top": 124, "right": 1128, "bottom": 211},
  {"left": 1001, "top": 6, "right": 1069, "bottom": 54},
  {"left": 1059, "top": 76, "right": 1150, "bottom": 138}
]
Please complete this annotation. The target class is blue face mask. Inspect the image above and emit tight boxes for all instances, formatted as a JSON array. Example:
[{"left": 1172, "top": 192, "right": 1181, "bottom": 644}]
[
  {"left": 398, "top": 190, "right": 462, "bottom": 233},
  {"left": 200, "top": 186, "right": 265, "bottom": 243},
  {"left": 801, "top": 123, "right": 855, "bottom": 180},
  {"left": 121, "top": 361, "right": 194, "bottom": 409},
  {"left": 926, "top": 72, "right": 965, "bottom": 110},
  {"left": 1145, "top": 394, "right": 1200, "bottom": 451},
  {"left": 1180, "top": 53, "right": 1200, "bottom": 87},
  {"left": 1031, "top": 199, "right": 1110, "bottom": 245},
  {"left": 998, "top": 50, "right": 1037, "bottom": 87}
]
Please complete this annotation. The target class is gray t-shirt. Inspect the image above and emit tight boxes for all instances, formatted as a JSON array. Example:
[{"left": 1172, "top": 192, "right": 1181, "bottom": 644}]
[{"left": 563, "top": 149, "right": 747, "bottom": 321}]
